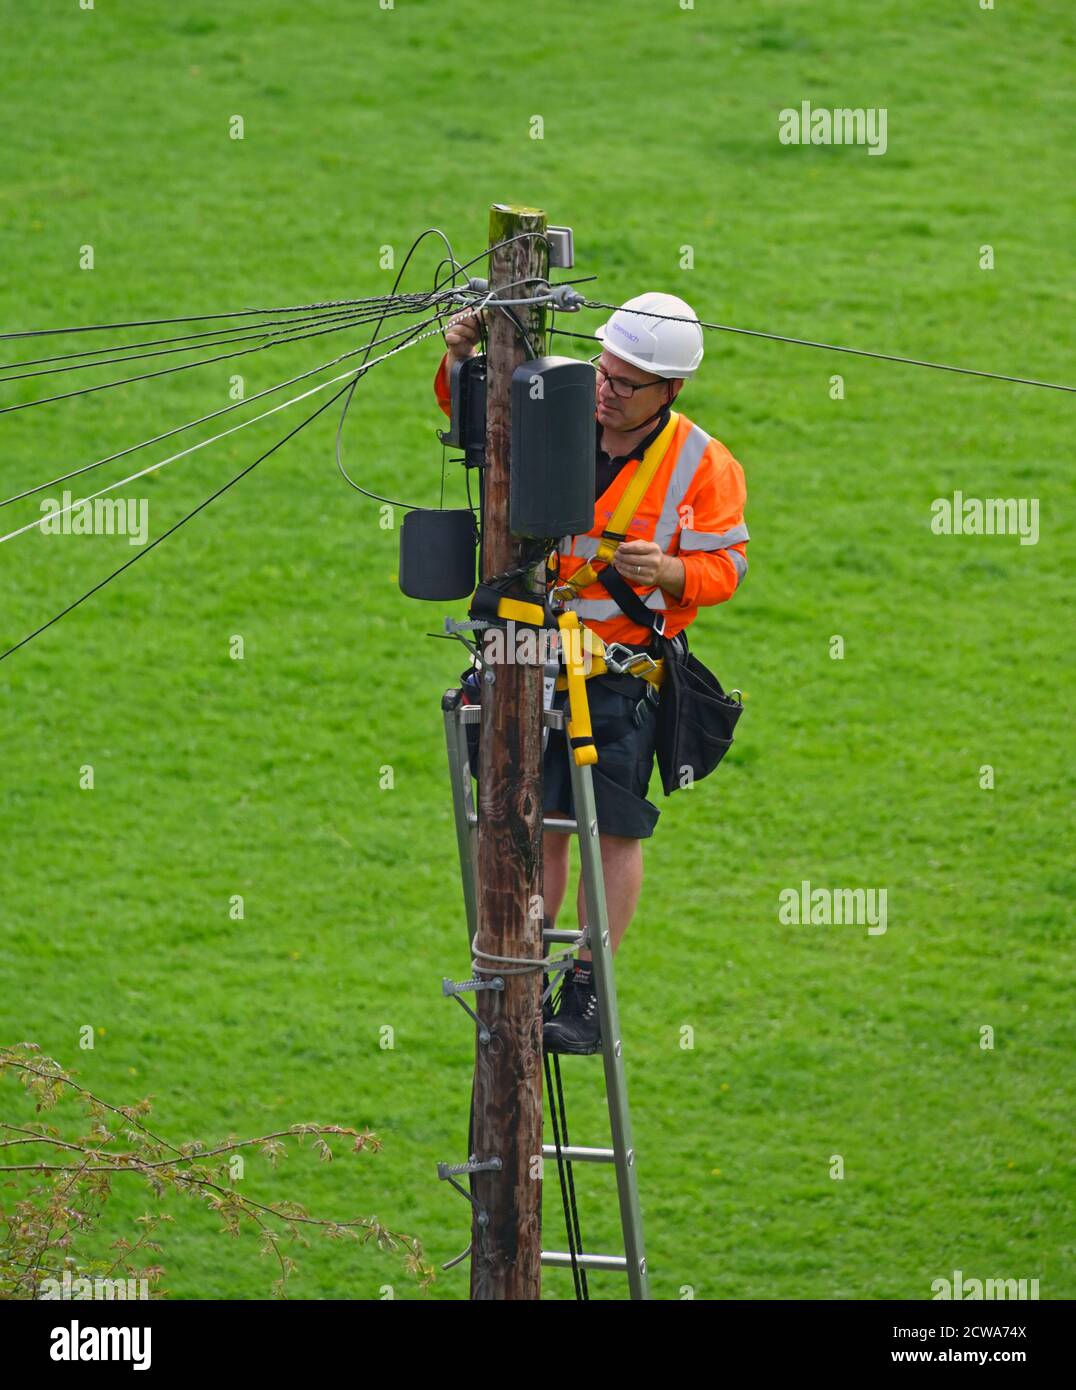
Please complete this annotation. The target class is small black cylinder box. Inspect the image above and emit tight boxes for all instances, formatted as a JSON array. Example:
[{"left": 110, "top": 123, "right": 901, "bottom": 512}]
[
  {"left": 510, "top": 357, "right": 595, "bottom": 538},
  {"left": 398, "top": 508, "right": 478, "bottom": 601}
]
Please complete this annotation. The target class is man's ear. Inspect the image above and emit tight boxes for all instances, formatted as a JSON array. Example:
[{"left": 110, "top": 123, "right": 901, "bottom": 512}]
[{"left": 666, "top": 378, "right": 684, "bottom": 406}]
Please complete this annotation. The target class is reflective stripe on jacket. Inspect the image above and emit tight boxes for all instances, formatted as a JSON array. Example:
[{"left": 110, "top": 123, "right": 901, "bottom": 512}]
[{"left": 433, "top": 352, "right": 748, "bottom": 646}]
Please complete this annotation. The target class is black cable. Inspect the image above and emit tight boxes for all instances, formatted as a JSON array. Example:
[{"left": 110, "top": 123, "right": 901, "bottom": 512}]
[
  {"left": 0, "top": 296, "right": 462, "bottom": 417},
  {"left": 544, "top": 1050, "right": 583, "bottom": 1299},
  {"left": 0, "top": 309, "right": 456, "bottom": 509},
  {"left": 495, "top": 303, "right": 539, "bottom": 361},
  {"left": 463, "top": 460, "right": 477, "bottom": 514},
  {"left": 580, "top": 298, "right": 1076, "bottom": 394},
  {"left": 0, "top": 381, "right": 353, "bottom": 666},
  {"left": 332, "top": 313, "right": 453, "bottom": 510},
  {"left": 0, "top": 299, "right": 427, "bottom": 374},
  {"left": 448, "top": 230, "right": 554, "bottom": 281},
  {"left": 477, "top": 464, "right": 485, "bottom": 580},
  {"left": 550, "top": 327, "right": 600, "bottom": 344},
  {"left": 550, "top": 1054, "right": 587, "bottom": 1295},
  {"left": 0, "top": 300, "right": 430, "bottom": 382},
  {"left": 335, "top": 227, "right": 476, "bottom": 508},
  {"left": 544, "top": 1050, "right": 589, "bottom": 1300},
  {"left": 467, "top": 1070, "right": 478, "bottom": 1262},
  {"left": 432, "top": 254, "right": 469, "bottom": 295},
  {"left": 0, "top": 292, "right": 441, "bottom": 343}
]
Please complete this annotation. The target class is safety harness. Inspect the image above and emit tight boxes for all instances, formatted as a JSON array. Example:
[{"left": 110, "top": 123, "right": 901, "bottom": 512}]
[
  {"left": 467, "top": 586, "right": 601, "bottom": 766},
  {"left": 467, "top": 411, "right": 680, "bottom": 767}
]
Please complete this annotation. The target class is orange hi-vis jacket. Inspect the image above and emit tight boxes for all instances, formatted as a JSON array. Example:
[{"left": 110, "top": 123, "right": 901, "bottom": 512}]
[{"left": 434, "top": 353, "right": 748, "bottom": 647}]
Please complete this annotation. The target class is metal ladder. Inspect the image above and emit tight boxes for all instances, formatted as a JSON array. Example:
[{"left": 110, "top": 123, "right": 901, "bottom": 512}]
[{"left": 441, "top": 686, "right": 650, "bottom": 1300}]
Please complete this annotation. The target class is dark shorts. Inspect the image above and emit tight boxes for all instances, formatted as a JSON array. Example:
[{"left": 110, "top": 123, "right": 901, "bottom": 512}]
[
  {"left": 545, "top": 674, "right": 661, "bottom": 839},
  {"left": 468, "top": 673, "right": 661, "bottom": 840}
]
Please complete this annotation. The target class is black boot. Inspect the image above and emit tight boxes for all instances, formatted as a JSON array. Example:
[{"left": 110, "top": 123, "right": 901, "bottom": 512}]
[
  {"left": 542, "top": 963, "right": 572, "bottom": 1023},
  {"left": 543, "top": 962, "right": 601, "bottom": 1055}
]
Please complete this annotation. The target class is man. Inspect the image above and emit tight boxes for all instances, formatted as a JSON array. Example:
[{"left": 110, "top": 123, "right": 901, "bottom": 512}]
[{"left": 435, "top": 293, "right": 748, "bottom": 1053}]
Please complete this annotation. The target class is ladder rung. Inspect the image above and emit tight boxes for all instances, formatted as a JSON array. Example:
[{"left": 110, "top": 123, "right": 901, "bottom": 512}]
[
  {"left": 542, "top": 1144, "right": 615, "bottom": 1163},
  {"left": 454, "top": 704, "right": 565, "bottom": 733},
  {"left": 543, "top": 927, "right": 585, "bottom": 944},
  {"left": 466, "top": 811, "right": 581, "bottom": 832},
  {"left": 542, "top": 1251, "right": 627, "bottom": 1272}
]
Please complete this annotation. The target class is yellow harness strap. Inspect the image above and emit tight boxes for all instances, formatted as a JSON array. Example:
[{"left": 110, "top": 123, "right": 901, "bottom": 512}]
[
  {"left": 552, "top": 411, "right": 680, "bottom": 601},
  {"left": 555, "top": 611, "right": 597, "bottom": 766},
  {"left": 480, "top": 596, "right": 664, "bottom": 767},
  {"left": 553, "top": 650, "right": 665, "bottom": 693},
  {"left": 482, "top": 595, "right": 598, "bottom": 766},
  {"left": 495, "top": 595, "right": 547, "bottom": 627}
]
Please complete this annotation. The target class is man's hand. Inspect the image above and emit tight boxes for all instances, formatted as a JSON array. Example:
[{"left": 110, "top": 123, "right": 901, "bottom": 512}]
[
  {"left": 442, "top": 310, "right": 483, "bottom": 364},
  {"left": 613, "top": 540, "right": 686, "bottom": 599}
]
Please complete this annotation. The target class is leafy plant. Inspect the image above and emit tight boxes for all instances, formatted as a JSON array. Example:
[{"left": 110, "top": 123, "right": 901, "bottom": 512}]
[{"left": 0, "top": 1043, "right": 433, "bottom": 1299}]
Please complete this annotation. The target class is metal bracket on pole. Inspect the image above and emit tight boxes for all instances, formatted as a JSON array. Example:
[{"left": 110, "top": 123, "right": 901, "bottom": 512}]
[
  {"left": 438, "top": 1155, "right": 503, "bottom": 1179},
  {"left": 546, "top": 226, "right": 574, "bottom": 269},
  {"left": 443, "top": 975, "right": 504, "bottom": 1043},
  {"left": 437, "top": 1155, "right": 503, "bottom": 1229},
  {"left": 443, "top": 616, "right": 493, "bottom": 635},
  {"left": 437, "top": 616, "right": 495, "bottom": 668}
]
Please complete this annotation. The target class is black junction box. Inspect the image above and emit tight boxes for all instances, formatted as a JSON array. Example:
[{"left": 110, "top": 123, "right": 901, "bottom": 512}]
[
  {"left": 398, "top": 508, "right": 478, "bottom": 601},
  {"left": 510, "top": 357, "right": 595, "bottom": 538}
]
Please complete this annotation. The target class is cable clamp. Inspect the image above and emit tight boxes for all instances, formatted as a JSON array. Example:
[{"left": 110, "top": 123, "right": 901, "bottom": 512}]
[{"left": 548, "top": 285, "right": 585, "bottom": 311}]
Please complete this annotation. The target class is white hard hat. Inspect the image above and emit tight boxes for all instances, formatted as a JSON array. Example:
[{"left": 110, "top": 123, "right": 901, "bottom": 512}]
[{"left": 595, "top": 292, "right": 704, "bottom": 379}]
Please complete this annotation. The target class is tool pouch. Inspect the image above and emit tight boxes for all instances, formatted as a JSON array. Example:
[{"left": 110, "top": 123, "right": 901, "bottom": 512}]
[
  {"left": 652, "top": 629, "right": 743, "bottom": 796},
  {"left": 592, "top": 566, "right": 743, "bottom": 797}
]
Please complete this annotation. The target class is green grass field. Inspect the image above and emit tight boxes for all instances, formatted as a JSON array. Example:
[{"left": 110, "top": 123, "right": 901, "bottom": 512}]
[{"left": 1, "top": 0, "right": 1072, "bottom": 1301}]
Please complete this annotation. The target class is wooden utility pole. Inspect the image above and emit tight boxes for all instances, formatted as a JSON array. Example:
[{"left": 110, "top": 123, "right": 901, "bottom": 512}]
[{"left": 470, "top": 203, "right": 548, "bottom": 1300}]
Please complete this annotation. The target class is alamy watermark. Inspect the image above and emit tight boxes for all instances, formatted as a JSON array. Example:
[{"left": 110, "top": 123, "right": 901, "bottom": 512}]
[
  {"left": 39, "top": 1271, "right": 149, "bottom": 1300},
  {"left": 480, "top": 619, "right": 597, "bottom": 671},
  {"left": 779, "top": 879, "right": 887, "bottom": 935},
  {"left": 931, "top": 1269, "right": 1040, "bottom": 1300},
  {"left": 930, "top": 492, "right": 1039, "bottom": 546},
  {"left": 49, "top": 1319, "right": 151, "bottom": 1370},
  {"left": 38, "top": 490, "right": 149, "bottom": 546},
  {"left": 778, "top": 101, "right": 887, "bottom": 156}
]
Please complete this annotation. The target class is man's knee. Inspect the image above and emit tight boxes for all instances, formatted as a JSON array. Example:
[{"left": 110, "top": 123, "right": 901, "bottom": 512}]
[
  {"left": 599, "top": 832, "right": 643, "bottom": 855},
  {"left": 544, "top": 827, "right": 571, "bottom": 859}
]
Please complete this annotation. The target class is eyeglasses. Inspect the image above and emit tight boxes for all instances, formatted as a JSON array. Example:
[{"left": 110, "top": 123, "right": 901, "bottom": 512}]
[{"left": 589, "top": 354, "right": 667, "bottom": 400}]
